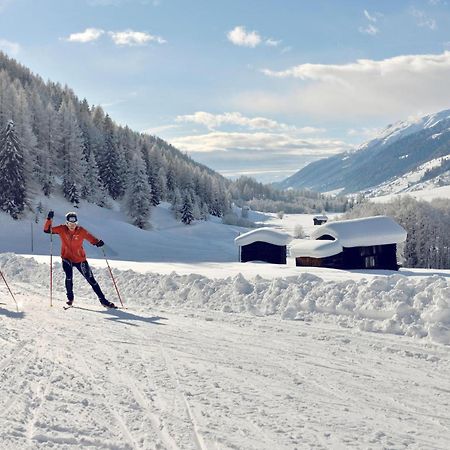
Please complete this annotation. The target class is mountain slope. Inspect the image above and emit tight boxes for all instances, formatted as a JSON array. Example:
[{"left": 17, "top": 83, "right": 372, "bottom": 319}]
[
  {"left": 0, "top": 51, "right": 231, "bottom": 223},
  {"left": 279, "top": 109, "right": 450, "bottom": 194}
]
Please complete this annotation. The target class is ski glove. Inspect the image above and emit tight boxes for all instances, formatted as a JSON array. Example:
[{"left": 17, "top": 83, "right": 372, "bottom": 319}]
[
  {"left": 95, "top": 240, "right": 105, "bottom": 247},
  {"left": 47, "top": 210, "right": 54, "bottom": 220}
]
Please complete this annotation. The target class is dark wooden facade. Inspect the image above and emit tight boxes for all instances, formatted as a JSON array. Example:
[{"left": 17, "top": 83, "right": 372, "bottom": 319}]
[
  {"left": 241, "top": 241, "right": 287, "bottom": 264},
  {"left": 296, "top": 243, "right": 399, "bottom": 270},
  {"left": 313, "top": 217, "right": 328, "bottom": 225}
]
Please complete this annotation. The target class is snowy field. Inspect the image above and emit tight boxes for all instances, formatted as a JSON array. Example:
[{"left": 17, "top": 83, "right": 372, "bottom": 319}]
[{"left": 1, "top": 200, "right": 450, "bottom": 449}]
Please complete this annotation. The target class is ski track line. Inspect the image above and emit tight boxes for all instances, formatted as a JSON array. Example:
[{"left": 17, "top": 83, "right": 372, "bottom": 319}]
[
  {"left": 0, "top": 339, "right": 29, "bottom": 372},
  {"left": 133, "top": 328, "right": 187, "bottom": 450},
  {"left": 25, "top": 332, "right": 57, "bottom": 448},
  {"left": 106, "top": 357, "right": 181, "bottom": 450},
  {"left": 0, "top": 344, "right": 40, "bottom": 420},
  {"left": 76, "top": 352, "right": 139, "bottom": 450},
  {"left": 57, "top": 303, "right": 181, "bottom": 449},
  {"left": 158, "top": 343, "right": 209, "bottom": 450}
]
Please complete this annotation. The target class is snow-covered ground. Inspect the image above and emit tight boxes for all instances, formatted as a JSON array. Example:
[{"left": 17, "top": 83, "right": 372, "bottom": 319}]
[
  {"left": 361, "top": 155, "right": 450, "bottom": 202},
  {"left": 1, "top": 200, "right": 450, "bottom": 448},
  {"left": 371, "top": 184, "right": 450, "bottom": 203}
]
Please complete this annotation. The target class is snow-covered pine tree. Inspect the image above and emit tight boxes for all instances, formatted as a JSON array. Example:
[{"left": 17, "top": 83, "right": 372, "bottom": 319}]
[
  {"left": 0, "top": 120, "right": 27, "bottom": 218},
  {"left": 200, "top": 202, "right": 209, "bottom": 221},
  {"left": 10, "top": 80, "right": 36, "bottom": 169},
  {"left": 144, "top": 145, "right": 163, "bottom": 206},
  {"left": 171, "top": 187, "right": 182, "bottom": 219},
  {"left": 58, "top": 100, "right": 85, "bottom": 206},
  {"left": 157, "top": 166, "right": 168, "bottom": 200},
  {"left": 180, "top": 191, "right": 194, "bottom": 225},
  {"left": 98, "top": 114, "right": 125, "bottom": 199},
  {"left": 38, "top": 103, "right": 61, "bottom": 196},
  {"left": 125, "top": 155, "right": 152, "bottom": 229},
  {"left": 209, "top": 179, "right": 230, "bottom": 217},
  {"left": 81, "top": 151, "right": 102, "bottom": 204}
]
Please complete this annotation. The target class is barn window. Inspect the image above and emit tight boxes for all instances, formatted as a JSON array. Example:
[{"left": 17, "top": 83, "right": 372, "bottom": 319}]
[{"left": 364, "top": 256, "right": 375, "bottom": 268}]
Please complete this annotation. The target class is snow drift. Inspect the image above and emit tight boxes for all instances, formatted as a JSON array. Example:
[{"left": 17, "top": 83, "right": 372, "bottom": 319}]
[{"left": 1, "top": 253, "right": 449, "bottom": 345}]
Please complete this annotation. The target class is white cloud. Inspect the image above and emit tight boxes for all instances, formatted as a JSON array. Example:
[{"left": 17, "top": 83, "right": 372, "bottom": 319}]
[
  {"left": 66, "top": 28, "right": 105, "bottom": 43},
  {"left": 169, "top": 131, "right": 349, "bottom": 181},
  {"left": 227, "top": 26, "right": 261, "bottom": 48},
  {"left": 171, "top": 131, "right": 347, "bottom": 155},
  {"left": 0, "top": 39, "right": 20, "bottom": 55},
  {"left": 364, "top": 10, "right": 377, "bottom": 22},
  {"left": 108, "top": 30, "right": 166, "bottom": 46},
  {"left": 359, "top": 9, "right": 382, "bottom": 35},
  {"left": 410, "top": 7, "right": 437, "bottom": 30},
  {"left": 358, "top": 24, "right": 379, "bottom": 35},
  {"left": 265, "top": 38, "right": 281, "bottom": 47},
  {"left": 244, "top": 51, "right": 450, "bottom": 122},
  {"left": 175, "top": 111, "right": 324, "bottom": 134}
]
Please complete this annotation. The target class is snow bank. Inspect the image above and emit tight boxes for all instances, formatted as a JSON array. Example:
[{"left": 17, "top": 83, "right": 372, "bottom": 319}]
[{"left": 1, "top": 253, "right": 449, "bottom": 345}]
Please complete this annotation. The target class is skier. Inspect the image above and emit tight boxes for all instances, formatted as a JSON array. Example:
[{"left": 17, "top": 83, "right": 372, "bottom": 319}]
[{"left": 43, "top": 211, "right": 117, "bottom": 308}]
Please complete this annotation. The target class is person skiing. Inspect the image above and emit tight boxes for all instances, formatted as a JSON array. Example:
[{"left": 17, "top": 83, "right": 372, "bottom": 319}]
[{"left": 43, "top": 210, "right": 117, "bottom": 308}]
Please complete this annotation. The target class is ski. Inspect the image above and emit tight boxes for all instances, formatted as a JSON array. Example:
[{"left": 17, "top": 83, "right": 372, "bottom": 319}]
[{"left": 63, "top": 305, "right": 122, "bottom": 311}]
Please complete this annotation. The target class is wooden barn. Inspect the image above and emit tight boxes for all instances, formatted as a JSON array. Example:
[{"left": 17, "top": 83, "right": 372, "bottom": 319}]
[
  {"left": 291, "top": 216, "right": 407, "bottom": 270},
  {"left": 313, "top": 215, "right": 328, "bottom": 225},
  {"left": 235, "top": 228, "right": 293, "bottom": 264}
]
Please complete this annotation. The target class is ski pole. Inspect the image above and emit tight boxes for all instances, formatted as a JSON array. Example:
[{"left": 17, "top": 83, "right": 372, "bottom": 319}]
[
  {"left": 0, "top": 269, "right": 19, "bottom": 312},
  {"left": 101, "top": 248, "right": 124, "bottom": 308},
  {"left": 49, "top": 224, "right": 53, "bottom": 307}
]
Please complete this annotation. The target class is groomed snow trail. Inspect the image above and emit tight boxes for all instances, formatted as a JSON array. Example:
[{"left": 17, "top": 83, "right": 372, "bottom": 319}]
[{"left": 1, "top": 282, "right": 450, "bottom": 449}]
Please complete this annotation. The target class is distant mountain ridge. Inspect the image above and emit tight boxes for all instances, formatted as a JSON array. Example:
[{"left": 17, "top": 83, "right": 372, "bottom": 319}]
[{"left": 279, "top": 109, "right": 450, "bottom": 194}]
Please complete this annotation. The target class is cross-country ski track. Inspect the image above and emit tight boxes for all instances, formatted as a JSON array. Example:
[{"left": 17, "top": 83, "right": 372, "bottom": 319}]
[{"left": 1, "top": 278, "right": 450, "bottom": 449}]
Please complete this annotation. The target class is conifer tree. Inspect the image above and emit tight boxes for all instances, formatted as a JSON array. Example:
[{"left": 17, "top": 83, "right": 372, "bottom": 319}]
[
  {"left": 125, "top": 155, "right": 152, "bottom": 229},
  {"left": 180, "top": 191, "right": 194, "bottom": 225},
  {"left": 58, "top": 100, "right": 85, "bottom": 206},
  {"left": 0, "top": 120, "right": 27, "bottom": 218},
  {"left": 171, "top": 187, "right": 182, "bottom": 220},
  {"left": 98, "top": 114, "right": 125, "bottom": 199}
]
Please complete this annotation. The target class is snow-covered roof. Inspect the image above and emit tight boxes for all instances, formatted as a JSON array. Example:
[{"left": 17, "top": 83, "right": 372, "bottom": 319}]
[
  {"left": 290, "top": 239, "right": 343, "bottom": 258},
  {"left": 310, "top": 216, "right": 407, "bottom": 247},
  {"left": 235, "top": 228, "right": 293, "bottom": 247},
  {"left": 313, "top": 215, "right": 328, "bottom": 220}
]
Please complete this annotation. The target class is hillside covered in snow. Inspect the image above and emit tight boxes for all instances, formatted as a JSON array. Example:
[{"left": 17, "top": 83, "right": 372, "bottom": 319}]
[{"left": 279, "top": 109, "right": 450, "bottom": 195}]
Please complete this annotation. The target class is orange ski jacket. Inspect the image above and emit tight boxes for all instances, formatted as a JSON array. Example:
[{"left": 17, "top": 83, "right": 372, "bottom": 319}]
[{"left": 43, "top": 219, "right": 100, "bottom": 263}]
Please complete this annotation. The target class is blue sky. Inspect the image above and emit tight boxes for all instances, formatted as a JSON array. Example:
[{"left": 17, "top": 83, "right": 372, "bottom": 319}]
[{"left": 1, "top": 0, "right": 450, "bottom": 182}]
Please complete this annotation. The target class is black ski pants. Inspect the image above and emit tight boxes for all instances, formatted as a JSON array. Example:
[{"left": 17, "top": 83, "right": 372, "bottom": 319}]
[{"left": 62, "top": 259, "right": 106, "bottom": 302}]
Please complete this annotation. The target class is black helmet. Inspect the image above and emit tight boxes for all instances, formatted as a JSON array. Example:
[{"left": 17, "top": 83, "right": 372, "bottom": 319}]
[{"left": 65, "top": 212, "right": 78, "bottom": 224}]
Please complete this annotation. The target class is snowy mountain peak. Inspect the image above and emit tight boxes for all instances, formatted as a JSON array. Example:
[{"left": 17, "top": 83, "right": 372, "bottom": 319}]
[
  {"left": 357, "top": 108, "right": 450, "bottom": 152},
  {"left": 280, "top": 107, "right": 450, "bottom": 194}
]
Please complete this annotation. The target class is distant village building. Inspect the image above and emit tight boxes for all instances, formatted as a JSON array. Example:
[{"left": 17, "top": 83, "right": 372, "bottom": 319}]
[
  {"left": 313, "top": 215, "right": 328, "bottom": 225},
  {"left": 291, "top": 216, "right": 407, "bottom": 270},
  {"left": 235, "top": 228, "right": 293, "bottom": 264}
]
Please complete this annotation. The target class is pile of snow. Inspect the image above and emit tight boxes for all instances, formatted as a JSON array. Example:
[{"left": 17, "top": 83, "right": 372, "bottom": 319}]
[
  {"left": 310, "top": 215, "right": 407, "bottom": 246},
  {"left": 235, "top": 228, "right": 292, "bottom": 246},
  {"left": 1, "top": 253, "right": 449, "bottom": 345}
]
